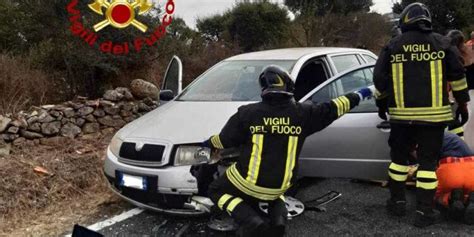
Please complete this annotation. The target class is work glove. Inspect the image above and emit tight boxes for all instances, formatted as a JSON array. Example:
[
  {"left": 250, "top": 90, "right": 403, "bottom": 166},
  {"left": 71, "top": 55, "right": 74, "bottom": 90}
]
[
  {"left": 376, "top": 97, "right": 389, "bottom": 121},
  {"left": 456, "top": 103, "right": 469, "bottom": 126},
  {"left": 356, "top": 85, "right": 376, "bottom": 101}
]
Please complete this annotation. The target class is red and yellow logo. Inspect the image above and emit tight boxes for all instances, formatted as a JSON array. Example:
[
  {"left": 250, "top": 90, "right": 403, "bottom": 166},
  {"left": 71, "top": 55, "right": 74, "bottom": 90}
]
[
  {"left": 88, "top": 0, "right": 152, "bottom": 32},
  {"left": 67, "top": 0, "right": 175, "bottom": 55}
]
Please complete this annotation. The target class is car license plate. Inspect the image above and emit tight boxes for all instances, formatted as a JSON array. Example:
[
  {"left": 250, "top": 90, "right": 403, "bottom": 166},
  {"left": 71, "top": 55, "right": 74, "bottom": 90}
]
[{"left": 119, "top": 173, "right": 147, "bottom": 190}]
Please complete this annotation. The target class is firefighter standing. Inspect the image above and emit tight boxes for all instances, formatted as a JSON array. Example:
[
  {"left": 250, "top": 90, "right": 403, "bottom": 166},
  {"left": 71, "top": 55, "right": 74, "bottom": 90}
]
[
  {"left": 374, "top": 3, "right": 470, "bottom": 227},
  {"left": 204, "top": 65, "right": 374, "bottom": 236}
]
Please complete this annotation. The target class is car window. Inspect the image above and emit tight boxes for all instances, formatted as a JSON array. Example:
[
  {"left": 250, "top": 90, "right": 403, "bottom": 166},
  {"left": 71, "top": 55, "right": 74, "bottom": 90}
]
[
  {"left": 310, "top": 67, "right": 377, "bottom": 113},
  {"left": 363, "top": 54, "right": 377, "bottom": 64},
  {"left": 177, "top": 60, "right": 295, "bottom": 101},
  {"left": 331, "top": 54, "right": 361, "bottom": 73}
]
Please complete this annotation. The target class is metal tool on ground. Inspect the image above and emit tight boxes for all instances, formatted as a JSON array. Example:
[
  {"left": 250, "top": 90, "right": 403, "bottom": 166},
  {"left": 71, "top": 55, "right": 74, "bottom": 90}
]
[{"left": 304, "top": 191, "right": 342, "bottom": 212}]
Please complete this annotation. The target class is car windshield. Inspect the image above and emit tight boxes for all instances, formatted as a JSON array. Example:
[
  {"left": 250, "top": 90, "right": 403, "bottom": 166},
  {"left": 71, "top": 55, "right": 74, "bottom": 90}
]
[{"left": 177, "top": 60, "right": 296, "bottom": 101}]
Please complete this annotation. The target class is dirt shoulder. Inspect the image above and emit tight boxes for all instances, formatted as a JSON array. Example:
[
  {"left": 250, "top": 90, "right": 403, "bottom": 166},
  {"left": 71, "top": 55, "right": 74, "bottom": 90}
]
[{"left": 0, "top": 133, "right": 129, "bottom": 237}]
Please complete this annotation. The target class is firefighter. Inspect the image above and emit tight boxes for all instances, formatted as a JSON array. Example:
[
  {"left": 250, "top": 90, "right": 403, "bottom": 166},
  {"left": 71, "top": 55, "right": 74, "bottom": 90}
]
[
  {"left": 374, "top": 2, "right": 470, "bottom": 227},
  {"left": 204, "top": 65, "right": 374, "bottom": 236}
]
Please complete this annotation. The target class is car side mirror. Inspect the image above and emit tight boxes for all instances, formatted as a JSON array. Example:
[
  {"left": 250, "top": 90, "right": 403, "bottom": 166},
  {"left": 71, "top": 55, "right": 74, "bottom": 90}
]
[{"left": 160, "top": 90, "right": 175, "bottom": 101}]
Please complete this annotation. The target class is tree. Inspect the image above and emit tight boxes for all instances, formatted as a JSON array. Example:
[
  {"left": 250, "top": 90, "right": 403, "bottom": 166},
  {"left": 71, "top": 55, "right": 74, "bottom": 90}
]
[
  {"left": 197, "top": 2, "right": 290, "bottom": 52},
  {"left": 285, "top": 0, "right": 373, "bottom": 16},
  {"left": 393, "top": 0, "right": 474, "bottom": 33}
]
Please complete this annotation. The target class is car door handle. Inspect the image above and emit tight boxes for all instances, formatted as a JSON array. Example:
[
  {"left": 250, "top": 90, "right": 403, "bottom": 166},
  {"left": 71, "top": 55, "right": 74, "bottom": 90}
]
[{"left": 376, "top": 121, "right": 391, "bottom": 131}]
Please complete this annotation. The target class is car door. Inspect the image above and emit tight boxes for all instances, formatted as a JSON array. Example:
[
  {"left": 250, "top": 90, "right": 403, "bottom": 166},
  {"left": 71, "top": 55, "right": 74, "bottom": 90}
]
[
  {"left": 298, "top": 65, "right": 391, "bottom": 180},
  {"left": 162, "top": 56, "right": 183, "bottom": 97}
]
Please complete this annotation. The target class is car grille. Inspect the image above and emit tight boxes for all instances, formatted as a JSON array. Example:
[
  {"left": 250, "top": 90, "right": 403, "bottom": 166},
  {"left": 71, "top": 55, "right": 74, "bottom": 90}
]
[{"left": 118, "top": 142, "right": 166, "bottom": 167}]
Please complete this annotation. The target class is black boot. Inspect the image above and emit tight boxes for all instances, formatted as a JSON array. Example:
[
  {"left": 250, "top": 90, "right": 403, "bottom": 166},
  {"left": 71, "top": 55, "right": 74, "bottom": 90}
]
[
  {"left": 464, "top": 192, "right": 474, "bottom": 225},
  {"left": 267, "top": 199, "right": 287, "bottom": 237},
  {"left": 386, "top": 198, "right": 407, "bottom": 217},
  {"left": 447, "top": 189, "right": 465, "bottom": 221},
  {"left": 414, "top": 207, "right": 441, "bottom": 227}
]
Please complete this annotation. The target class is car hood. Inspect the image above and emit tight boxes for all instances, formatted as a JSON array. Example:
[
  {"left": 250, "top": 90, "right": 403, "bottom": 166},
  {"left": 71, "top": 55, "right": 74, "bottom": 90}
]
[{"left": 116, "top": 101, "right": 252, "bottom": 144}]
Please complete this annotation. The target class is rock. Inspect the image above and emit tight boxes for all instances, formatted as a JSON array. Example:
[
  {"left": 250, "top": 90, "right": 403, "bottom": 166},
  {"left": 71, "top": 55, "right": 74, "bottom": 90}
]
[
  {"left": 61, "top": 118, "right": 69, "bottom": 125},
  {"left": 93, "top": 109, "right": 106, "bottom": 117},
  {"left": 0, "top": 139, "right": 11, "bottom": 157},
  {"left": 56, "top": 115, "right": 63, "bottom": 121},
  {"left": 33, "top": 139, "right": 40, "bottom": 145},
  {"left": 75, "top": 118, "right": 86, "bottom": 127},
  {"left": 29, "top": 110, "right": 39, "bottom": 117},
  {"left": 37, "top": 112, "right": 55, "bottom": 123},
  {"left": 121, "top": 102, "right": 134, "bottom": 112},
  {"left": 116, "top": 87, "right": 134, "bottom": 100},
  {"left": 86, "top": 100, "right": 100, "bottom": 107},
  {"left": 77, "top": 106, "right": 94, "bottom": 116},
  {"left": 81, "top": 133, "right": 101, "bottom": 140},
  {"left": 130, "top": 79, "right": 159, "bottom": 100},
  {"left": 138, "top": 102, "right": 152, "bottom": 112},
  {"left": 49, "top": 110, "right": 62, "bottom": 118},
  {"left": 40, "top": 137, "right": 71, "bottom": 146},
  {"left": 142, "top": 97, "right": 155, "bottom": 106},
  {"left": 131, "top": 104, "right": 139, "bottom": 114},
  {"left": 76, "top": 96, "right": 88, "bottom": 102},
  {"left": 41, "top": 105, "right": 56, "bottom": 110},
  {"left": 103, "top": 90, "right": 124, "bottom": 102},
  {"left": 53, "top": 105, "right": 70, "bottom": 111},
  {"left": 28, "top": 123, "right": 42, "bottom": 132},
  {"left": 7, "top": 126, "right": 19, "bottom": 134},
  {"left": 20, "top": 130, "right": 44, "bottom": 139},
  {"left": 41, "top": 121, "right": 62, "bottom": 135},
  {"left": 99, "top": 100, "right": 115, "bottom": 107},
  {"left": 10, "top": 117, "right": 28, "bottom": 129},
  {"left": 98, "top": 116, "right": 126, "bottom": 128},
  {"left": 123, "top": 116, "right": 135, "bottom": 123},
  {"left": 120, "top": 110, "right": 133, "bottom": 117},
  {"left": 13, "top": 137, "right": 26, "bottom": 146},
  {"left": 0, "top": 115, "right": 12, "bottom": 133},
  {"left": 60, "top": 123, "right": 81, "bottom": 138},
  {"left": 63, "top": 108, "right": 75, "bottom": 118},
  {"left": 27, "top": 116, "right": 39, "bottom": 124},
  {"left": 101, "top": 127, "right": 116, "bottom": 136},
  {"left": 83, "top": 123, "right": 100, "bottom": 134},
  {"left": 85, "top": 114, "right": 96, "bottom": 122},
  {"left": 68, "top": 102, "right": 84, "bottom": 110},
  {"left": 2, "top": 134, "right": 19, "bottom": 142},
  {"left": 104, "top": 105, "right": 120, "bottom": 115}
]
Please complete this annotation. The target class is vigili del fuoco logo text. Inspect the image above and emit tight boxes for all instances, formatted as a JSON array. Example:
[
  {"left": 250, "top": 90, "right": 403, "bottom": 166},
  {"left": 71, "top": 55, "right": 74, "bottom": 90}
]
[{"left": 67, "top": 0, "right": 175, "bottom": 55}]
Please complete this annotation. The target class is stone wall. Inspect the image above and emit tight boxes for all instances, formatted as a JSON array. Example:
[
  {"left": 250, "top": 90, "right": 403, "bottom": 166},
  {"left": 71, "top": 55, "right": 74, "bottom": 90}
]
[{"left": 0, "top": 79, "right": 160, "bottom": 156}]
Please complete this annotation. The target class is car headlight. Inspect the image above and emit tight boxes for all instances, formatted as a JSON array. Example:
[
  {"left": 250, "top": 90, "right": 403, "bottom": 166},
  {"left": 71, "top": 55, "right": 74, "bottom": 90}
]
[
  {"left": 109, "top": 135, "right": 124, "bottom": 158},
  {"left": 174, "top": 146, "right": 211, "bottom": 166}
]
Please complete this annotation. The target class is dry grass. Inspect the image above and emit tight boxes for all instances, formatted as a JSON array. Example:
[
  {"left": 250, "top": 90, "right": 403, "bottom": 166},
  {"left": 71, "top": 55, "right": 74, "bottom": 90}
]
[
  {"left": 0, "top": 54, "right": 51, "bottom": 114},
  {"left": 0, "top": 134, "right": 129, "bottom": 237}
]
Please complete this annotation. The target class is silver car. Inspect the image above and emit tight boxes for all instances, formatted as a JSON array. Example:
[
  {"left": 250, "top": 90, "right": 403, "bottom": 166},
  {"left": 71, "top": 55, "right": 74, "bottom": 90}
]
[{"left": 103, "top": 48, "right": 390, "bottom": 215}]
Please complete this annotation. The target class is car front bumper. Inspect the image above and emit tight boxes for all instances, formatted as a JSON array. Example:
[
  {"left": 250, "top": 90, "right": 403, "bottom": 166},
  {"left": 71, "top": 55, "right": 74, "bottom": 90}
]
[{"left": 104, "top": 148, "right": 209, "bottom": 216}]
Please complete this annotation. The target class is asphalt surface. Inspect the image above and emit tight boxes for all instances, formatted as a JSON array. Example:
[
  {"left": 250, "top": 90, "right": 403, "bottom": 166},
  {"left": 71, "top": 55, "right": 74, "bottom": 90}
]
[{"left": 98, "top": 178, "right": 474, "bottom": 237}]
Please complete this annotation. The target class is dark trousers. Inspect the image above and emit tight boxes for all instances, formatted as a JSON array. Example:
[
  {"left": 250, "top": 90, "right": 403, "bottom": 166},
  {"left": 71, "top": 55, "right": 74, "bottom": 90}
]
[
  {"left": 388, "top": 123, "right": 445, "bottom": 208},
  {"left": 208, "top": 173, "right": 287, "bottom": 237}
]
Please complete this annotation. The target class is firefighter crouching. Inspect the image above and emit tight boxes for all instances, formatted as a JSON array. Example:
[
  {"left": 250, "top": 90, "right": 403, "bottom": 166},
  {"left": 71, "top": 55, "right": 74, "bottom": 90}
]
[
  {"left": 374, "top": 2, "right": 470, "bottom": 227},
  {"left": 203, "top": 65, "right": 375, "bottom": 236}
]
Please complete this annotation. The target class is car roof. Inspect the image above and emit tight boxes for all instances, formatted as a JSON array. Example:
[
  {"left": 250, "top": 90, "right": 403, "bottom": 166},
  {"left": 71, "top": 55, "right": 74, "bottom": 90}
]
[{"left": 225, "top": 47, "right": 372, "bottom": 61}]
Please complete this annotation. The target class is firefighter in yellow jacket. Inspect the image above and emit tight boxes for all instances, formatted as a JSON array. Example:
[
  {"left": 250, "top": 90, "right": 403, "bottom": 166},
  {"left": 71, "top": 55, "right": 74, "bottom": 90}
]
[
  {"left": 374, "top": 2, "right": 470, "bottom": 227},
  {"left": 204, "top": 65, "right": 374, "bottom": 236}
]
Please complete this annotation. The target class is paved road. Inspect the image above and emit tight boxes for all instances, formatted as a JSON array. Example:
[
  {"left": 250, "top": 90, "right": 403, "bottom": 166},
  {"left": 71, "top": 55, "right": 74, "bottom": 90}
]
[{"left": 97, "top": 178, "right": 474, "bottom": 237}]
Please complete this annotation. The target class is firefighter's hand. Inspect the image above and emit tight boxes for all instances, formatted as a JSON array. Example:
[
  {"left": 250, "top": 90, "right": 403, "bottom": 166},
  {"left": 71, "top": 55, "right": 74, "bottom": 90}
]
[{"left": 456, "top": 103, "right": 469, "bottom": 126}]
